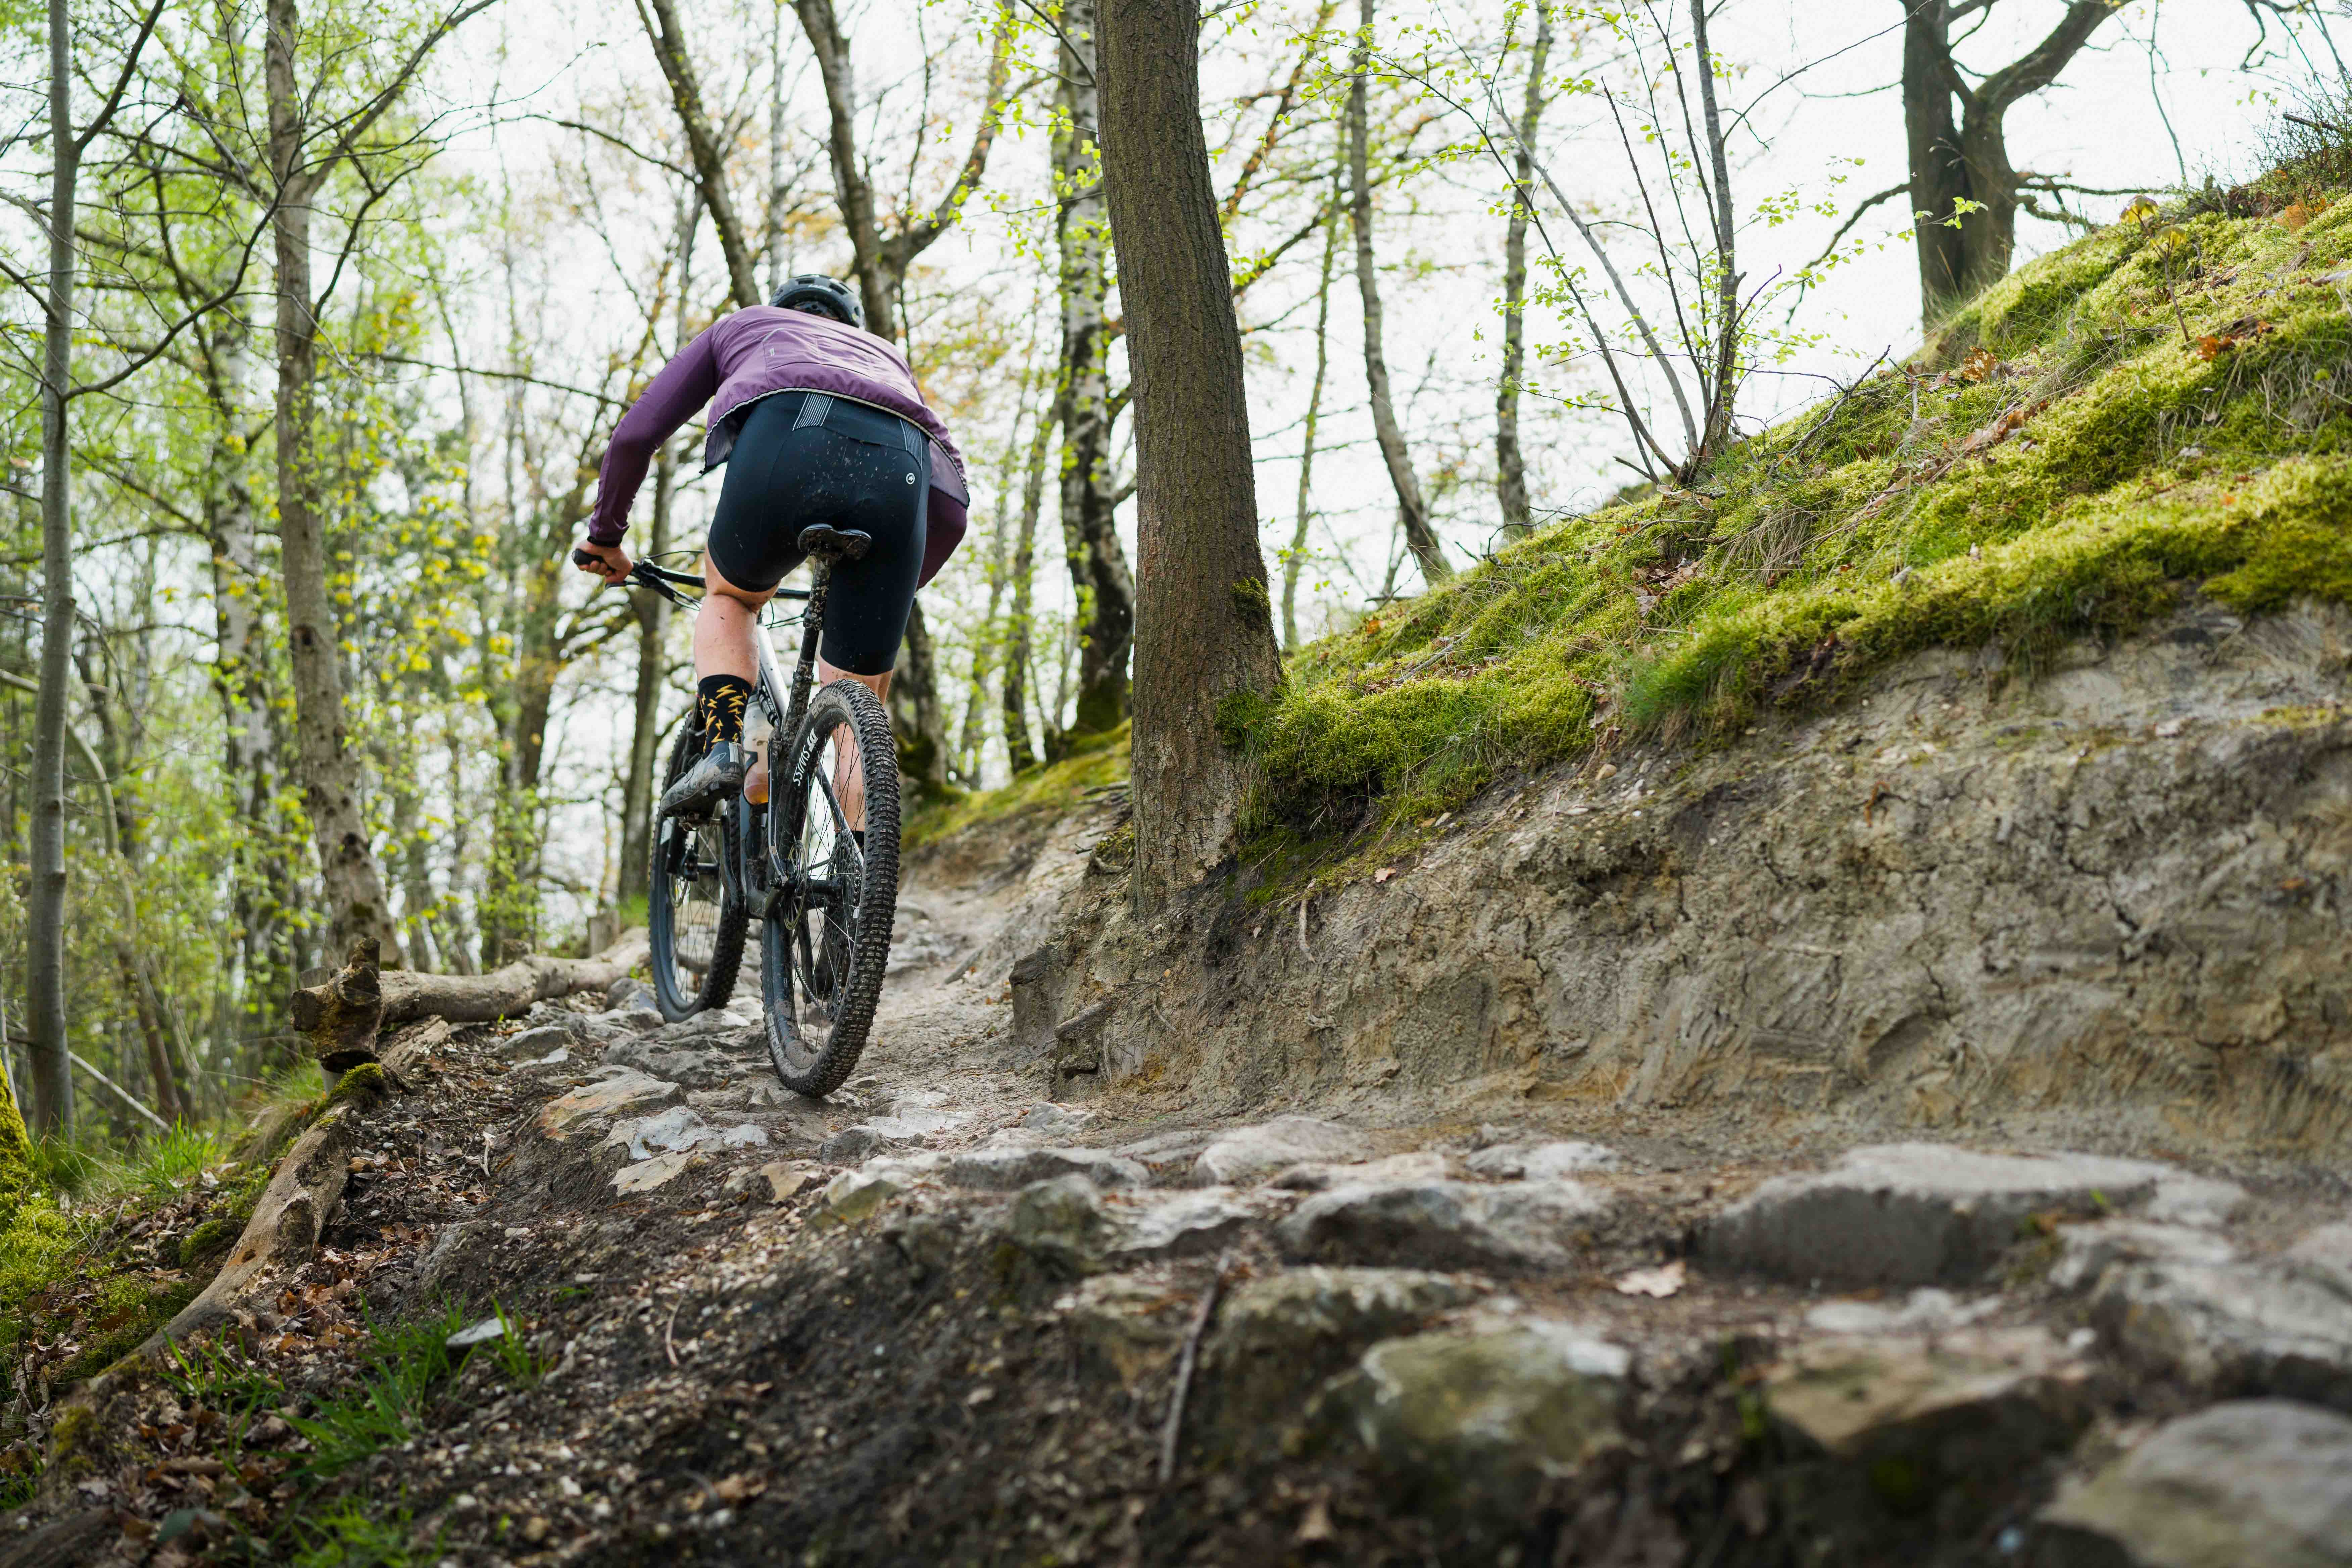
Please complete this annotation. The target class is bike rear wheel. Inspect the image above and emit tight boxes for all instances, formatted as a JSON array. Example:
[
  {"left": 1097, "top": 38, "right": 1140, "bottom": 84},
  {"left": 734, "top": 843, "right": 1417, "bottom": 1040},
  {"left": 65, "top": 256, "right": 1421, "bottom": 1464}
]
[
  {"left": 648, "top": 718, "right": 747, "bottom": 1021},
  {"left": 762, "top": 680, "right": 899, "bottom": 1096}
]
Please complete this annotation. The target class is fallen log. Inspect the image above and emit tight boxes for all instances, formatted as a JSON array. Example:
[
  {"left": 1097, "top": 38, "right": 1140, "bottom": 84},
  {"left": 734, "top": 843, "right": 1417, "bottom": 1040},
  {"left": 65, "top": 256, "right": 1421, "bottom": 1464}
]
[{"left": 290, "top": 931, "right": 646, "bottom": 1070}]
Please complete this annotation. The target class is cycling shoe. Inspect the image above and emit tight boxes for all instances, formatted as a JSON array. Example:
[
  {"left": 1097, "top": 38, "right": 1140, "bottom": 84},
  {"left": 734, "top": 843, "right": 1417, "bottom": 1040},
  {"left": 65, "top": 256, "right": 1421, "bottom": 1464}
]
[{"left": 658, "top": 740, "right": 747, "bottom": 820}]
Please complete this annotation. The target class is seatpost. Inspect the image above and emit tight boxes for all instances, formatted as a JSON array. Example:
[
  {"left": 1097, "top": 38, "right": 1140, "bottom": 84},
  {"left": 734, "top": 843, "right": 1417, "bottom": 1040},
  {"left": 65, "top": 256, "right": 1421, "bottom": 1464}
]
[{"left": 783, "top": 559, "right": 830, "bottom": 742}]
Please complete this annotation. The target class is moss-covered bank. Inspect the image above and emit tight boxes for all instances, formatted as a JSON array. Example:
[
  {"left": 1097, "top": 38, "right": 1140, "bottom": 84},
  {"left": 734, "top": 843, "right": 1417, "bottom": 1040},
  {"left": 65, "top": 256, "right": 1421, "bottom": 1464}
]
[{"left": 1239, "top": 173, "right": 2352, "bottom": 836}]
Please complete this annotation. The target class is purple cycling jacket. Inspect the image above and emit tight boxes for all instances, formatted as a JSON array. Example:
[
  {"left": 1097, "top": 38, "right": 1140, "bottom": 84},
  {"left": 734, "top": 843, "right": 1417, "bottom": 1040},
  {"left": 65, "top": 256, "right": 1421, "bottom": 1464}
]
[{"left": 586, "top": 305, "right": 971, "bottom": 586}]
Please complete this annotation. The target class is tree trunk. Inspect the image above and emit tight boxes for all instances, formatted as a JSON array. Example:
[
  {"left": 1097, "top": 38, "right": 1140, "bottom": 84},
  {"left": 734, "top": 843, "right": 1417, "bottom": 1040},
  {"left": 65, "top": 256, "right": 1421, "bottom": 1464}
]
[
  {"left": 794, "top": 0, "right": 893, "bottom": 337},
  {"left": 27, "top": 0, "right": 80, "bottom": 1136},
  {"left": 637, "top": 0, "right": 763, "bottom": 309},
  {"left": 1098, "top": 0, "right": 1283, "bottom": 900},
  {"left": 1054, "top": 0, "right": 1136, "bottom": 735},
  {"left": 623, "top": 194, "right": 699, "bottom": 906},
  {"left": 795, "top": 0, "right": 1015, "bottom": 343},
  {"left": 1496, "top": 0, "right": 1550, "bottom": 542},
  {"left": 1003, "top": 396, "right": 1054, "bottom": 775},
  {"left": 0, "top": 1049, "right": 32, "bottom": 1223},
  {"left": 1899, "top": 0, "right": 2116, "bottom": 328},
  {"left": 618, "top": 439, "right": 674, "bottom": 908},
  {"left": 1902, "top": 1, "right": 1968, "bottom": 326},
  {"left": 1286, "top": 178, "right": 1341, "bottom": 652},
  {"left": 1689, "top": 0, "right": 1741, "bottom": 467},
  {"left": 1347, "top": 0, "right": 1447, "bottom": 584},
  {"left": 890, "top": 599, "right": 953, "bottom": 800},
  {"left": 268, "top": 0, "right": 404, "bottom": 968}
]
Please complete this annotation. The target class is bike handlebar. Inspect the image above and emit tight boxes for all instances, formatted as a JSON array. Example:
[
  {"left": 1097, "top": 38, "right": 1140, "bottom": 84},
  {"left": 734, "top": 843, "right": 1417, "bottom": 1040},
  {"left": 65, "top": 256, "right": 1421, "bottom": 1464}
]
[{"left": 571, "top": 549, "right": 811, "bottom": 603}]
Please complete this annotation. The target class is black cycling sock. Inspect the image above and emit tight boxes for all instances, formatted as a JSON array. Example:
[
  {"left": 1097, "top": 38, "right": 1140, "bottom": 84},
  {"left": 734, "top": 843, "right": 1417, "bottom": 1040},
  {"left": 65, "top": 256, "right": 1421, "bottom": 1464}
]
[{"left": 696, "top": 674, "right": 752, "bottom": 744}]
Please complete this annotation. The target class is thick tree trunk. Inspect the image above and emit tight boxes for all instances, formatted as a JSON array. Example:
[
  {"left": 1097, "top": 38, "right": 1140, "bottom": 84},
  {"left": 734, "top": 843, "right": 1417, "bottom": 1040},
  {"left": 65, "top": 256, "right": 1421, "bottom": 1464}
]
[
  {"left": 27, "top": 0, "right": 80, "bottom": 1136},
  {"left": 1899, "top": 0, "right": 2115, "bottom": 328},
  {"left": 1902, "top": 1, "right": 1969, "bottom": 326},
  {"left": 1348, "top": 0, "right": 1447, "bottom": 585},
  {"left": 1496, "top": 0, "right": 1550, "bottom": 542},
  {"left": 1054, "top": 0, "right": 1136, "bottom": 735},
  {"left": 1098, "top": 0, "right": 1283, "bottom": 900},
  {"left": 1003, "top": 397, "right": 1053, "bottom": 774},
  {"left": 268, "top": 0, "right": 403, "bottom": 969},
  {"left": 1285, "top": 182, "right": 1341, "bottom": 653}
]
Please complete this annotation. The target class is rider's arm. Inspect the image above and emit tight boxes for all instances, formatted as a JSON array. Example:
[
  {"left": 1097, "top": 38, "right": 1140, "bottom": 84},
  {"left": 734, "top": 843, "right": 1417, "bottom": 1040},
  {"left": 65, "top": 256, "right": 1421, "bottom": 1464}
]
[{"left": 586, "top": 329, "right": 723, "bottom": 545}]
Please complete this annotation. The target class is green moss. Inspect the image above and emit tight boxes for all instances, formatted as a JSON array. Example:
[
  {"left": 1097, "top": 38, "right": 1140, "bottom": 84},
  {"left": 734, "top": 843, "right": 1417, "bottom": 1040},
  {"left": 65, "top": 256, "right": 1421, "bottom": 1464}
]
[
  {"left": 180, "top": 1216, "right": 238, "bottom": 1269},
  {"left": 904, "top": 722, "right": 1131, "bottom": 851},
  {"left": 0, "top": 1058, "right": 29, "bottom": 1228},
  {"left": 321, "top": 1061, "right": 390, "bottom": 1113},
  {"left": 1240, "top": 189, "right": 2352, "bottom": 839}
]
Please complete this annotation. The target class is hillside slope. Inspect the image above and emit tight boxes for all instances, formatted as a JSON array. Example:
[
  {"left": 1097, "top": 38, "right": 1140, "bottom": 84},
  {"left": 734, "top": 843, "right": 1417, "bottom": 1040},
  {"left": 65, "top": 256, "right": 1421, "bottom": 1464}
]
[{"left": 1244, "top": 184, "right": 2352, "bottom": 839}]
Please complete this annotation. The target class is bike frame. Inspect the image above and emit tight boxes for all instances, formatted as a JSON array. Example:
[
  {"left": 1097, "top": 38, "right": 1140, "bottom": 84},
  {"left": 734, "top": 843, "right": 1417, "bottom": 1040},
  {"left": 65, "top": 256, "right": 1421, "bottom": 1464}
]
[{"left": 615, "top": 552, "right": 862, "bottom": 944}]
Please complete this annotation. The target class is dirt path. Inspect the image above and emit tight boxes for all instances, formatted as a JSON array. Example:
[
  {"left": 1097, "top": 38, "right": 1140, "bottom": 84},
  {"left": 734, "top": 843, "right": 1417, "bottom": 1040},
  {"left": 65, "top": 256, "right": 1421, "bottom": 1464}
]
[{"left": 16, "top": 793, "right": 2352, "bottom": 1567}]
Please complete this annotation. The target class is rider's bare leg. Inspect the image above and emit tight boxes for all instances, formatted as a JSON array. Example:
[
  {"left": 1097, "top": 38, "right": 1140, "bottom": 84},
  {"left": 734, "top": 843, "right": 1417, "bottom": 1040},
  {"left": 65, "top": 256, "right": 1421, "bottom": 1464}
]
[
  {"left": 702, "top": 553, "right": 893, "bottom": 828},
  {"left": 818, "top": 660, "right": 891, "bottom": 830}
]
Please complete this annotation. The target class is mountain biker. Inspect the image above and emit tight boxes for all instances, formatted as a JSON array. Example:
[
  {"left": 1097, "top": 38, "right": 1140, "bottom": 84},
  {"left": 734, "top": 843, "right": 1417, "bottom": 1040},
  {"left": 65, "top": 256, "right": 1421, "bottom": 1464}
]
[{"left": 574, "top": 274, "right": 970, "bottom": 819}]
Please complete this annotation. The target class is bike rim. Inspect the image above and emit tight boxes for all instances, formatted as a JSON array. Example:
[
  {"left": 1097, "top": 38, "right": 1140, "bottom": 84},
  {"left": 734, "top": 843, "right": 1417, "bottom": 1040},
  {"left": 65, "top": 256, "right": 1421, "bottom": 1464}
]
[
  {"left": 657, "top": 811, "right": 728, "bottom": 998},
  {"left": 776, "top": 718, "right": 867, "bottom": 1058}
]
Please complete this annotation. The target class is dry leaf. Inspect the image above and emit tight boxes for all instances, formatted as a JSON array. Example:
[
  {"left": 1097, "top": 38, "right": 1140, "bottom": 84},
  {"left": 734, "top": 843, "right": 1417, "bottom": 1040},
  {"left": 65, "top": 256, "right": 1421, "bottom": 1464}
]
[
  {"left": 1614, "top": 1260, "right": 1687, "bottom": 1298},
  {"left": 2279, "top": 200, "right": 2313, "bottom": 231},
  {"left": 1958, "top": 346, "right": 1998, "bottom": 383},
  {"left": 1295, "top": 1496, "right": 1336, "bottom": 1545},
  {"left": 1372, "top": 867, "right": 1396, "bottom": 883}
]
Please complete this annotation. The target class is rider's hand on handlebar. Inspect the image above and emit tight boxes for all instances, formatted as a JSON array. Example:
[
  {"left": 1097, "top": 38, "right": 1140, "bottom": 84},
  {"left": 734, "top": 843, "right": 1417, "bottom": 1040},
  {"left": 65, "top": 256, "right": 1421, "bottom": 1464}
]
[{"left": 572, "top": 541, "right": 632, "bottom": 585}]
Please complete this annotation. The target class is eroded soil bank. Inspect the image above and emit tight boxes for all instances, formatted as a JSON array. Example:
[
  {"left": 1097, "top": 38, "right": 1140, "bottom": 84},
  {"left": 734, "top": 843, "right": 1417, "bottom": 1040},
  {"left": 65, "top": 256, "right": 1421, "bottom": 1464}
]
[{"left": 8, "top": 607, "right": 2352, "bottom": 1568}]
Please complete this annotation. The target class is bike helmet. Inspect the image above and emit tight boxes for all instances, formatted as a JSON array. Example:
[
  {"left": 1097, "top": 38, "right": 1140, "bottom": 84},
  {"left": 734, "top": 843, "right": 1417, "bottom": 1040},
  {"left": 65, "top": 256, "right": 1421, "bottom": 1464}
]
[{"left": 772, "top": 273, "right": 863, "bottom": 329}]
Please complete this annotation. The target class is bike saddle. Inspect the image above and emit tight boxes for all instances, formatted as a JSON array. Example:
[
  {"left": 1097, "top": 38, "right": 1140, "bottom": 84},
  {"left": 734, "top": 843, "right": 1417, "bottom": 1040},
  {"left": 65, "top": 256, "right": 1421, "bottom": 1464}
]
[{"left": 796, "top": 525, "right": 872, "bottom": 562}]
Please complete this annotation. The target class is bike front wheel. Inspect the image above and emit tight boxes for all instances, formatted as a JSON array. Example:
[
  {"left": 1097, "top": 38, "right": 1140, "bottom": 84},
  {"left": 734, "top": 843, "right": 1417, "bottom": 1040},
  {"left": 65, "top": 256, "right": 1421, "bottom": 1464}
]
[
  {"left": 762, "top": 679, "right": 900, "bottom": 1096},
  {"left": 648, "top": 718, "right": 747, "bottom": 1021}
]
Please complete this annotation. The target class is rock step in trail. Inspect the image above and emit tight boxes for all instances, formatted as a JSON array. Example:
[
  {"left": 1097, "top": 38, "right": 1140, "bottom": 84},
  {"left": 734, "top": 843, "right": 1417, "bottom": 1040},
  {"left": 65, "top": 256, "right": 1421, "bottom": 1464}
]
[{"left": 191, "top": 963, "right": 2352, "bottom": 1567}]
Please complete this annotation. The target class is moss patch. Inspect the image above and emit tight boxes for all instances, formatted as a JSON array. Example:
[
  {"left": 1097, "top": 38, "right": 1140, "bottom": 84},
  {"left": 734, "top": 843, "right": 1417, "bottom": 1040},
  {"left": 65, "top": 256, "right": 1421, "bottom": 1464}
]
[
  {"left": 905, "top": 723, "right": 1131, "bottom": 851},
  {"left": 1241, "top": 187, "right": 2352, "bottom": 837}
]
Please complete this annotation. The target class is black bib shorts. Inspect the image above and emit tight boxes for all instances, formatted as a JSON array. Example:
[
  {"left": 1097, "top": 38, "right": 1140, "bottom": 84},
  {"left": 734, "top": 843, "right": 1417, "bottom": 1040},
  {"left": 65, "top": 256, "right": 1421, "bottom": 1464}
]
[{"left": 705, "top": 389, "right": 930, "bottom": 676}]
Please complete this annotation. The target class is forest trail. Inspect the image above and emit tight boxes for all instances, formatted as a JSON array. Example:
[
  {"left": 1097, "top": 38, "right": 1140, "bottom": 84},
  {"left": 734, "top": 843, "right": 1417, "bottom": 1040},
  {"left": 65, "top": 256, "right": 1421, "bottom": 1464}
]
[{"left": 21, "top": 673, "right": 2352, "bottom": 1565}]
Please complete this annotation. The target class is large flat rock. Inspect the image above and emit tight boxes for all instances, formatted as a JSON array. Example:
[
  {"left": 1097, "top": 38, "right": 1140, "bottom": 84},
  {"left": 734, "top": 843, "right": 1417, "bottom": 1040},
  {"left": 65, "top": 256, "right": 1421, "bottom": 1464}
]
[
  {"left": 2092, "top": 1242, "right": 2352, "bottom": 1412},
  {"left": 1191, "top": 1117, "right": 1372, "bottom": 1186},
  {"left": 2035, "top": 1400, "right": 2352, "bottom": 1567},
  {"left": 1704, "top": 1144, "right": 2189, "bottom": 1286},
  {"left": 1767, "top": 1328, "right": 2091, "bottom": 1482},
  {"left": 1009, "top": 1176, "right": 1268, "bottom": 1275},
  {"left": 1321, "top": 1320, "right": 1628, "bottom": 1528},
  {"left": 538, "top": 1070, "right": 681, "bottom": 1140},
  {"left": 943, "top": 1145, "right": 1145, "bottom": 1191},
  {"left": 1276, "top": 1179, "right": 1609, "bottom": 1271},
  {"left": 1200, "top": 1267, "right": 1485, "bottom": 1454}
]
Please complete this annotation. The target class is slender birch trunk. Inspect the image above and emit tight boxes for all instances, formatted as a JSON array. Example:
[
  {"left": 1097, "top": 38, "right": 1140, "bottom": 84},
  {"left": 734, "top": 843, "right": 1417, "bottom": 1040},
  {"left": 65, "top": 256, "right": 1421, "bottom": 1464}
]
[
  {"left": 1002, "top": 397, "right": 1054, "bottom": 775},
  {"left": 1348, "top": 0, "right": 1448, "bottom": 584},
  {"left": 1054, "top": 0, "right": 1136, "bottom": 735},
  {"left": 1285, "top": 177, "right": 1342, "bottom": 653},
  {"left": 1497, "top": 0, "right": 1551, "bottom": 540},
  {"left": 28, "top": 0, "right": 82, "bottom": 1134}
]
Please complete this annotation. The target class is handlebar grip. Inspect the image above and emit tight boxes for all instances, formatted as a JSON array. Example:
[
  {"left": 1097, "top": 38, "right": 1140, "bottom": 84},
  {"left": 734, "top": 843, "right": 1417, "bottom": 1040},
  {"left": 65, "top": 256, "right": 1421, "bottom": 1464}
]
[{"left": 572, "top": 548, "right": 599, "bottom": 568}]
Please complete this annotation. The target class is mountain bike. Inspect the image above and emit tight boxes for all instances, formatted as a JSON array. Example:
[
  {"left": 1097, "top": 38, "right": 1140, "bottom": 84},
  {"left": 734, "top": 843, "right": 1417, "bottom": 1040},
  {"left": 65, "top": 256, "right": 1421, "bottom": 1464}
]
[{"left": 582, "top": 530, "right": 900, "bottom": 1097}]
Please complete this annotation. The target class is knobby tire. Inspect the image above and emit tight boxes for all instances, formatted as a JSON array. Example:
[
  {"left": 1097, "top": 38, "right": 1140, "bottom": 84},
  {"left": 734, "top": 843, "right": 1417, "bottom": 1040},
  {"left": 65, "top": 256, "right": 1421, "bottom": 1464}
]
[
  {"left": 762, "top": 679, "right": 899, "bottom": 1096},
  {"left": 648, "top": 718, "right": 747, "bottom": 1021}
]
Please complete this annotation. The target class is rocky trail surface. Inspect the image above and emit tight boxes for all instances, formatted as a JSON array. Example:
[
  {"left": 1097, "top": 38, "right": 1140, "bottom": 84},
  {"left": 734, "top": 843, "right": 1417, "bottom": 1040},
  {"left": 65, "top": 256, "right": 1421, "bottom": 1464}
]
[{"left": 15, "top": 613, "right": 2352, "bottom": 1567}]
